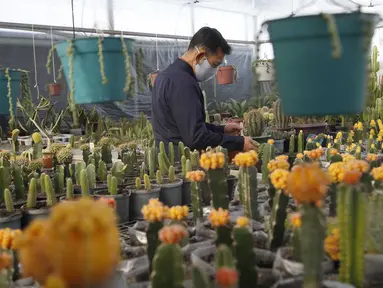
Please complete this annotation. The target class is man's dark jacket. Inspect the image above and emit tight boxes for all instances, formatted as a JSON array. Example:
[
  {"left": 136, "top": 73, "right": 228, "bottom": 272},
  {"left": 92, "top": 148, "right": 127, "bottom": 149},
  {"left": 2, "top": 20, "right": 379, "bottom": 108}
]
[{"left": 151, "top": 58, "right": 244, "bottom": 152}]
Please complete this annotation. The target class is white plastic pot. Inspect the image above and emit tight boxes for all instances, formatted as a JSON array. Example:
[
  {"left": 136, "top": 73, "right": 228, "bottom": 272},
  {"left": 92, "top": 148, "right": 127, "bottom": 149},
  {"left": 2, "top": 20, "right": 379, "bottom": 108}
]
[{"left": 256, "top": 61, "right": 275, "bottom": 82}]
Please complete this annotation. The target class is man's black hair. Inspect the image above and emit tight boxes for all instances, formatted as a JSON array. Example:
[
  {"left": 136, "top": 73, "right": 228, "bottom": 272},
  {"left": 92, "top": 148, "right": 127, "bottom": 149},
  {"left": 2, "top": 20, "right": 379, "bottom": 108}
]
[{"left": 188, "top": 27, "right": 232, "bottom": 55}]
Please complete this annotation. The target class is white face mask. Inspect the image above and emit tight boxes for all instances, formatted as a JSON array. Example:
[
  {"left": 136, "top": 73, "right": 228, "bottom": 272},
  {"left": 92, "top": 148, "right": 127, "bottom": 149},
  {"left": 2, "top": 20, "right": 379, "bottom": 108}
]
[{"left": 194, "top": 48, "right": 217, "bottom": 82}]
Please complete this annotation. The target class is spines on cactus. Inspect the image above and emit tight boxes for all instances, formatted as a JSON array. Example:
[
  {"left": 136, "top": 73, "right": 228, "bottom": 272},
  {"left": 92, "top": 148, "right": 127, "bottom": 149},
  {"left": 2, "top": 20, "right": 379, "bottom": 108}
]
[
  {"left": 149, "top": 146, "right": 156, "bottom": 179},
  {"left": 243, "top": 109, "right": 264, "bottom": 137},
  {"left": 32, "top": 132, "right": 43, "bottom": 160},
  {"left": 11, "top": 129, "right": 20, "bottom": 160},
  {"left": 181, "top": 156, "right": 187, "bottom": 178},
  {"left": 4, "top": 188, "right": 14, "bottom": 213},
  {"left": 168, "top": 165, "right": 176, "bottom": 183},
  {"left": 135, "top": 177, "right": 141, "bottom": 190},
  {"left": 98, "top": 160, "right": 107, "bottom": 182},
  {"left": 168, "top": 142, "right": 175, "bottom": 166},
  {"left": 159, "top": 141, "right": 171, "bottom": 168},
  {"left": 239, "top": 166, "right": 259, "bottom": 220},
  {"left": 191, "top": 150, "right": 200, "bottom": 170},
  {"left": 184, "top": 147, "right": 191, "bottom": 160},
  {"left": 66, "top": 178, "right": 74, "bottom": 200},
  {"left": 158, "top": 152, "right": 168, "bottom": 177},
  {"left": 86, "top": 164, "right": 96, "bottom": 189},
  {"left": 54, "top": 165, "right": 65, "bottom": 196},
  {"left": 207, "top": 162, "right": 229, "bottom": 210},
  {"left": 26, "top": 177, "right": 37, "bottom": 209},
  {"left": 80, "top": 169, "right": 89, "bottom": 197},
  {"left": 178, "top": 141, "right": 185, "bottom": 159},
  {"left": 156, "top": 170, "right": 163, "bottom": 185},
  {"left": 273, "top": 98, "right": 289, "bottom": 129},
  {"left": 75, "top": 161, "right": 86, "bottom": 185},
  {"left": 110, "top": 176, "right": 118, "bottom": 195},
  {"left": 298, "top": 130, "right": 304, "bottom": 153},
  {"left": 269, "top": 189, "right": 289, "bottom": 251},
  {"left": 44, "top": 174, "right": 57, "bottom": 206},
  {"left": 144, "top": 174, "right": 151, "bottom": 191}
]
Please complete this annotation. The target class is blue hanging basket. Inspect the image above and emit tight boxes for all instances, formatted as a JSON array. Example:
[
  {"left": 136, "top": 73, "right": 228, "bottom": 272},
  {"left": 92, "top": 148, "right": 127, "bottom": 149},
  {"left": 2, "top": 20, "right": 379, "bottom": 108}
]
[
  {"left": 0, "top": 69, "right": 21, "bottom": 115},
  {"left": 55, "top": 37, "right": 134, "bottom": 104},
  {"left": 266, "top": 12, "right": 380, "bottom": 116}
]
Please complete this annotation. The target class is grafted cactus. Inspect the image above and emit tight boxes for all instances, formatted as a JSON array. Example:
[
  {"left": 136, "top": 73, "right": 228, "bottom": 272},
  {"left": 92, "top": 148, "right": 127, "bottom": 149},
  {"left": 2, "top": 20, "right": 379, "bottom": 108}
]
[
  {"left": 238, "top": 166, "right": 258, "bottom": 220},
  {"left": 261, "top": 142, "right": 275, "bottom": 183},
  {"left": 268, "top": 190, "right": 289, "bottom": 251}
]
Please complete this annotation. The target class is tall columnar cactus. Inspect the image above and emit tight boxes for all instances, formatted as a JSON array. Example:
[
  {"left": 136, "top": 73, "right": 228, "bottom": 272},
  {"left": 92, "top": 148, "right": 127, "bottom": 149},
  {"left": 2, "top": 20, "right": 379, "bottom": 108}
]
[
  {"left": 54, "top": 165, "right": 65, "bottom": 195},
  {"left": 238, "top": 166, "right": 258, "bottom": 220},
  {"left": 80, "top": 169, "right": 89, "bottom": 197},
  {"left": 298, "top": 130, "right": 304, "bottom": 153},
  {"left": 178, "top": 142, "right": 185, "bottom": 159},
  {"left": 367, "top": 135, "right": 373, "bottom": 152},
  {"left": 13, "top": 164, "right": 24, "bottom": 200},
  {"left": 268, "top": 190, "right": 289, "bottom": 251},
  {"left": 69, "top": 135, "right": 75, "bottom": 147},
  {"left": 32, "top": 132, "right": 43, "bottom": 160},
  {"left": 147, "top": 222, "right": 164, "bottom": 273},
  {"left": 100, "top": 144, "right": 112, "bottom": 164},
  {"left": 75, "top": 161, "right": 86, "bottom": 185},
  {"left": 156, "top": 170, "right": 163, "bottom": 185},
  {"left": 98, "top": 160, "right": 107, "bottom": 182},
  {"left": 234, "top": 226, "right": 258, "bottom": 288},
  {"left": 0, "top": 166, "right": 4, "bottom": 202},
  {"left": 191, "top": 150, "right": 200, "bottom": 170},
  {"left": 86, "top": 164, "right": 96, "bottom": 189},
  {"left": 66, "top": 178, "right": 74, "bottom": 200},
  {"left": 338, "top": 185, "right": 366, "bottom": 288},
  {"left": 181, "top": 156, "right": 187, "bottom": 178},
  {"left": 11, "top": 129, "right": 20, "bottom": 161},
  {"left": 158, "top": 152, "right": 168, "bottom": 177},
  {"left": 184, "top": 147, "right": 191, "bottom": 160},
  {"left": 109, "top": 176, "right": 118, "bottom": 195},
  {"left": 159, "top": 141, "right": 171, "bottom": 168},
  {"left": 191, "top": 180, "right": 203, "bottom": 223},
  {"left": 215, "top": 244, "right": 235, "bottom": 268},
  {"left": 107, "top": 174, "right": 112, "bottom": 193},
  {"left": 243, "top": 109, "right": 264, "bottom": 137},
  {"left": 168, "top": 142, "right": 175, "bottom": 166},
  {"left": 192, "top": 266, "right": 210, "bottom": 288},
  {"left": 40, "top": 172, "right": 46, "bottom": 195},
  {"left": 289, "top": 134, "right": 295, "bottom": 155},
  {"left": 207, "top": 164, "right": 229, "bottom": 210},
  {"left": 261, "top": 142, "right": 275, "bottom": 183},
  {"left": 111, "top": 161, "right": 127, "bottom": 185},
  {"left": 26, "top": 178, "right": 37, "bottom": 209},
  {"left": 273, "top": 99, "right": 289, "bottom": 129},
  {"left": 168, "top": 165, "right": 176, "bottom": 183},
  {"left": 44, "top": 174, "right": 57, "bottom": 206},
  {"left": 4, "top": 188, "right": 14, "bottom": 213},
  {"left": 149, "top": 146, "right": 156, "bottom": 179}
]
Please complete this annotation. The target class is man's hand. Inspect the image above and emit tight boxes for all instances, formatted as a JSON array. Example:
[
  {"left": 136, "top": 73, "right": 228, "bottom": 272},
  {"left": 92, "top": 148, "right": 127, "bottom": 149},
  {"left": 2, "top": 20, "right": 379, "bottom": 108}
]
[
  {"left": 224, "top": 123, "right": 242, "bottom": 136},
  {"left": 243, "top": 136, "right": 258, "bottom": 152}
]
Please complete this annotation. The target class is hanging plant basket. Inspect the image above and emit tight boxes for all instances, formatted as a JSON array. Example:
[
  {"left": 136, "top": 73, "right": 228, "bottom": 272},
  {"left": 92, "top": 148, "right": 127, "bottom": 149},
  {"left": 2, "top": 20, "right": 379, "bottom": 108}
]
[
  {"left": 55, "top": 37, "right": 134, "bottom": 104},
  {"left": 266, "top": 12, "right": 380, "bottom": 116},
  {"left": 147, "top": 71, "right": 159, "bottom": 89},
  {"left": 0, "top": 69, "right": 22, "bottom": 115},
  {"left": 255, "top": 60, "right": 274, "bottom": 82},
  {"left": 47, "top": 82, "right": 61, "bottom": 97},
  {"left": 216, "top": 65, "right": 237, "bottom": 85}
]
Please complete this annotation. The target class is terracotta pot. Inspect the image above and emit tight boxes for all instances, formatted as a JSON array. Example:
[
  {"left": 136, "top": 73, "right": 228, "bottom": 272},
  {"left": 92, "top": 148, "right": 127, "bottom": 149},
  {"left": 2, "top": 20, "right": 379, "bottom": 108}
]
[
  {"left": 216, "top": 65, "right": 236, "bottom": 85},
  {"left": 42, "top": 152, "right": 53, "bottom": 169},
  {"left": 149, "top": 72, "right": 159, "bottom": 87},
  {"left": 48, "top": 83, "right": 61, "bottom": 96}
]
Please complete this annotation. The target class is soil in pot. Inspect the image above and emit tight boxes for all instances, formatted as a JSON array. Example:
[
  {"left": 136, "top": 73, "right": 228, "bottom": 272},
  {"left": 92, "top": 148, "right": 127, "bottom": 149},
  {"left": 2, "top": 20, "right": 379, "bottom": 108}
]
[
  {"left": 129, "top": 186, "right": 161, "bottom": 220},
  {"left": 21, "top": 201, "right": 50, "bottom": 229},
  {"left": 159, "top": 178, "right": 183, "bottom": 207},
  {"left": 0, "top": 210, "right": 22, "bottom": 229},
  {"left": 95, "top": 189, "right": 131, "bottom": 224}
]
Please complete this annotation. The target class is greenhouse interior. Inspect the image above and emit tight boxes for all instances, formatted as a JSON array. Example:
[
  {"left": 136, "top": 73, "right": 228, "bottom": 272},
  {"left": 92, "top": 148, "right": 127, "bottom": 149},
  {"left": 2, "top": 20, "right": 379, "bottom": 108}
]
[{"left": 1, "top": 0, "right": 383, "bottom": 287}]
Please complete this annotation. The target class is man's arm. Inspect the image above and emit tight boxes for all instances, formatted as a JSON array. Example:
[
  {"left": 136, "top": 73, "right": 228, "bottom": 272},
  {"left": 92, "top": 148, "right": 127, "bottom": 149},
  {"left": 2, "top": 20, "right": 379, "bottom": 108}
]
[
  {"left": 206, "top": 122, "right": 225, "bottom": 134},
  {"left": 170, "top": 82, "right": 243, "bottom": 151}
]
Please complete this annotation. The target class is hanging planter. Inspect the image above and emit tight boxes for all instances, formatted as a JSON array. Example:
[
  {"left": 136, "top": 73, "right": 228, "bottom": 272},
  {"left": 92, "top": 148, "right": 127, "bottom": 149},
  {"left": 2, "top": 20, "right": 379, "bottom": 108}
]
[
  {"left": 55, "top": 37, "right": 135, "bottom": 104},
  {"left": 216, "top": 65, "right": 237, "bottom": 85},
  {"left": 0, "top": 69, "right": 22, "bottom": 115},
  {"left": 254, "top": 60, "right": 274, "bottom": 82},
  {"left": 266, "top": 12, "right": 379, "bottom": 116},
  {"left": 147, "top": 71, "right": 159, "bottom": 89},
  {"left": 47, "top": 82, "right": 61, "bottom": 97}
]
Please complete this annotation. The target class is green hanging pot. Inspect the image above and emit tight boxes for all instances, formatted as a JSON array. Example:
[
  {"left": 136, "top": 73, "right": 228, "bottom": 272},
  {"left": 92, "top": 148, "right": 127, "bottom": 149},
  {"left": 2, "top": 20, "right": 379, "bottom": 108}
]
[
  {"left": 56, "top": 37, "right": 134, "bottom": 104},
  {"left": 0, "top": 69, "right": 21, "bottom": 115},
  {"left": 266, "top": 12, "right": 380, "bottom": 116}
]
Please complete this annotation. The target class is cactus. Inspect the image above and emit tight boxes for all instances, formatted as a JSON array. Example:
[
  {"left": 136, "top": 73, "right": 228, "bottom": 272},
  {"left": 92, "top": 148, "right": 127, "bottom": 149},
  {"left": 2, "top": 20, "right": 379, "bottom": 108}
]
[
  {"left": 40, "top": 172, "right": 46, "bottom": 195},
  {"left": 367, "top": 135, "right": 373, "bottom": 152},
  {"left": 261, "top": 142, "right": 275, "bottom": 183},
  {"left": 98, "top": 160, "right": 107, "bottom": 182},
  {"left": 181, "top": 156, "right": 187, "bottom": 178},
  {"left": 298, "top": 130, "right": 304, "bottom": 153},
  {"left": 191, "top": 181, "right": 203, "bottom": 224},
  {"left": 159, "top": 141, "right": 171, "bottom": 168},
  {"left": 0, "top": 167, "right": 4, "bottom": 202},
  {"left": 355, "top": 146, "right": 362, "bottom": 160},
  {"left": 147, "top": 221, "right": 164, "bottom": 273},
  {"left": 243, "top": 109, "right": 264, "bottom": 137},
  {"left": 11, "top": 129, "right": 20, "bottom": 161},
  {"left": 168, "top": 142, "right": 175, "bottom": 166},
  {"left": 53, "top": 165, "right": 65, "bottom": 196},
  {"left": 289, "top": 134, "right": 295, "bottom": 155},
  {"left": 26, "top": 178, "right": 37, "bottom": 209},
  {"left": 140, "top": 162, "right": 146, "bottom": 180},
  {"left": 184, "top": 147, "right": 191, "bottom": 160},
  {"left": 192, "top": 266, "right": 210, "bottom": 288},
  {"left": 135, "top": 177, "right": 141, "bottom": 190},
  {"left": 75, "top": 161, "right": 86, "bottom": 185},
  {"left": 305, "top": 139, "right": 315, "bottom": 151},
  {"left": 111, "top": 161, "right": 127, "bottom": 185},
  {"left": 101, "top": 145, "right": 112, "bottom": 164},
  {"left": 107, "top": 174, "right": 112, "bottom": 193},
  {"left": 213, "top": 113, "right": 222, "bottom": 123},
  {"left": 273, "top": 99, "right": 289, "bottom": 129},
  {"left": 86, "top": 164, "right": 96, "bottom": 189},
  {"left": 150, "top": 234, "right": 183, "bottom": 287},
  {"left": 191, "top": 150, "right": 200, "bottom": 170},
  {"left": 207, "top": 163, "right": 229, "bottom": 210},
  {"left": 32, "top": 136, "right": 43, "bottom": 160},
  {"left": 66, "top": 178, "right": 74, "bottom": 200},
  {"left": 168, "top": 165, "right": 176, "bottom": 183},
  {"left": 4, "top": 188, "right": 14, "bottom": 213},
  {"left": 109, "top": 176, "right": 118, "bottom": 195},
  {"left": 44, "top": 174, "right": 57, "bottom": 206},
  {"left": 122, "top": 152, "right": 134, "bottom": 176},
  {"left": 268, "top": 190, "right": 289, "bottom": 251},
  {"left": 234, "top": 227, "right": 258, "bottom": 288},
  {"left": 144, "top": 174, "right": 151, "bottom": 191},
  {"left": 158, "top": 152, "right": 168, "bottom": 176},
  {"left": 149, "top": 147, "right": 156, "bottom": 179},
  {"left": 238, "top": 166, "right": 258, "bottom": 220},
  {"left": 13, "top": 164, "right": 24, "bottom": 200},
  {"left": 156, "top": 170, "right": 163, "bottom": 185},
  {"left": 80, "top": 169, "right": 89, "bottom": 197},
  {"left": 178, "top": 142, "right": 185, "bottom": 159},
  {"left": 330, "top": 154, "right": 343, "bottom": 164},
  {"left": 338, "top": 185, "right": 366, "bottom": 288},
  {"left": 215, "top": 244, "right": 235, "bottom": 268}
]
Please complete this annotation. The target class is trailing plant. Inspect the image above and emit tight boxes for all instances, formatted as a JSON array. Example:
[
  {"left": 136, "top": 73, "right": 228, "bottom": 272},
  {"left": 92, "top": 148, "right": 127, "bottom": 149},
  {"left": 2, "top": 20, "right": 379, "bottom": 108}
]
[
  {"left": 135, "top": 47, "right": 145, "bottom": 94},
  {"left": 121, "top": 35, "right": 135, "bottom": 96}
]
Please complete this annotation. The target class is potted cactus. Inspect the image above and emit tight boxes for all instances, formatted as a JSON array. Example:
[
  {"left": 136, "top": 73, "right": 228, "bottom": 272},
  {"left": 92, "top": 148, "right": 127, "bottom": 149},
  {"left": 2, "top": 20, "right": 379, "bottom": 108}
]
[
  {"left": 156, "top": 165, "right": 183, "bottom": 207},
  {"left": 0, "top": 188, "right": 22, "bottom": 229},
  {"left": 243, "top": 109, "right": 270, "bottom": 143},
  {"left": 129, "top": 174, "right": 161, "bottom": 220}
]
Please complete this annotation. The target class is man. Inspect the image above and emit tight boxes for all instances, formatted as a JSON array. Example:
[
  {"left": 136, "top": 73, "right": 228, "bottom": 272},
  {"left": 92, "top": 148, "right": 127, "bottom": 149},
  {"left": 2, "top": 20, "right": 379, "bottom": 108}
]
[{"left": 151, "top": 26, "right": 257, "bottom": 154}]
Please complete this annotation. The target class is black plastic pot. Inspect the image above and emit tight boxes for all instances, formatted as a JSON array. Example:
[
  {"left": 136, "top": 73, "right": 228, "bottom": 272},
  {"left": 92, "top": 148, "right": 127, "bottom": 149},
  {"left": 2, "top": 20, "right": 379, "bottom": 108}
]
[
  {"left": 0, "top": 211, "right": 22, "bottom": 229},
  {"left": 95, "top": 190, "right": 131, "bottom": 224},
  {"left": 181, "top": 180, "right": 191, "bottom": 205},
  {"left": 21, "top": 202, "right": 50, "bottom": 229},
  {"left": 129, "top": 186, "right": 161, "bottom": 220},
  {"left": 159, "top": 179, "right": 183, "bottom": 207}
]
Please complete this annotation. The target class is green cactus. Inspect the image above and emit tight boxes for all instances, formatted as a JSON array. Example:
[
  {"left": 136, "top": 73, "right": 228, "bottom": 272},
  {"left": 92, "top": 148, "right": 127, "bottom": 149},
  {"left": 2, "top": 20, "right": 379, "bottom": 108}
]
[
  {"left": 213, "top": 113, "right": 222, "bottom": 123},
  {"left": 149, "top": 147, "right": 156, "bottom": 179},
  {"left": 75, "top": 161, "right": 86, "bottom": 185},
  {"left": 40, "top": 172, "right": 46, "bottom": 195},
  {"left": 86, "top": 164, "right": 96, "bottom": 189},
  {"left": 159, "top": 141, "right": 171, "bottom": 168},
  {"left": 330, "top": 154, "right": 343, "bottom": 164},
  {"left": 150, "top": 237, "right": 184, "bottom": 288},
  {"left": 135, "top": 177, "right": 141, "bottom": 190},
  {"left": 144, "top": 174, "right": 151, "bottom": 191},
  {"left": 80, "top": 169, "right": 89, "bottom": 197},
  {"left": 238, "top": 166, "right": 258, "bottom": 221},
  {"left": 367, "top": 135, "right": 374, "bottom": 152},
  {"left": 168, "top": 165, "right": 176, "bottom": 183},
  {"left": 261, "top": 142, "right": 275, "bottom": 183},
  {"left": 111, "top": 161, "right": 127, "bottom": 185},
  {"left": 292, "top": 226, "right": 302, "bottom": 262},
  {"left": 268, "top": 190, "right": 289, "bottom": 251},
  {"left": 178, "top": 142, "right": 185, "bottom": 159},
  {"left": 26, "top": 178, "right": 37, "bottom": 209},
  {"left": 338, "top": 185, "right": 366, "bottom": 288},
  {"left": 215, "top": 244, "right": 235, "bottom": 268},
  {"left": 109, "top": 176, "right": 118, "bottom": 195},
  {"left": 156, "top": 170, "right": 163, "bottom": 185},
  {"left": 13, "top": 164, "right": 24, "bottom": 200},
  {"left": 181, "top": 156, "right": 186, "bottom": 178},
  {"left": 140, "top": 162, "right": 146, "bottom": 180},
  {"left": 243, "top": 109, "right": 264, "bottom": 137},
  {"left": 4, "top": 188, "right": 14, "bottom": 213},
  {"left": 192, "top": 266, "right": 211, "bottom": 288},
  {"left": 53, "top": 165, "right": 65, "bottom": 196},
  {"left": 122, "top": 152, "right": 134, "bottom": 176},
  {"left": 158, "top": 152, "right": 168, "bottom": 176},
  {"left": 191, "top": 181, "right": 203, "bottom": 224},
  {"left": 11, "top": 129, "right": 20, "bottom": 161},
  {"left": 190, "top": 150, "right": 200, "bottom": 170},
  {"left": 273, "top": 99, "right": 289, "bottom": 129},
  {"left": 305, "top": 139, "right": 315, "bottom": 151},
  {"left": 168, "top": 142, "right": 175, "bottom": 166},
  {"left": 147, "top": 221, "right": 164, "bottom": 273},
  {"left": 66, "top": 178, "right": 74, "bottom": 200},
  {"left": 107, "top": 174, "right": 112, "bottom": 193},
  {"left": 98, "top": 160, "right": 107, "bottom": 182},
  {"left": 298, "top": 130, "right": 304, "bottom": 153},
  {"left": 355, "top": 146, "right": 362, "bottom": 160},
  {"left": 44, "top": 174, "right": 57, "bottom": 206},
  {"left": 207, "top": 164, "right": 229, "bottom": 210},
  {"left": 33, "top": 142, "right": 43, "bottom": 160},
  {"left": 289, "top": 134, "right": 295, "bottom": 155},
  {"left": 234, "top": 227, "right": 258, "bottom": 288},
  {"left": 184, "top": 147, "right": 191, "bottom": 160},
  {"left": 0, "top": 167, "right": 4, "bottom": 202},
  {"left": 216, "top": 224, "right": 232, "bottom": 249},
  {"left": 101, "top": 145, "right": 112, "bottom": 164},
  {"left": 80, "top": 144, "right": 90, "bottom": 164}
]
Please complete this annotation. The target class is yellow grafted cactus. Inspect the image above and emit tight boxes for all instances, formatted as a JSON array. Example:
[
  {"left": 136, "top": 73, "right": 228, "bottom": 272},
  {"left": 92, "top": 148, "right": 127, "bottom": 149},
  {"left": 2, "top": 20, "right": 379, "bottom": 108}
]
[
  {"left": 168, "top": 205, "right": 189, "bottom": 220},
  {"left": 200, "top": 152, "right": 225, "bottom": 170},
  {"left": 329, "top": 148, "right": 339, "bottom": 156},
  {"left": 236, "top": 216, "right": 249, "bottom": 227},
  {"left": 233, "top": 150, "right": 258, "bottom": 167},
  {"left": 342, "top": 154, "right": 356, "bottom": 162},
  {"left": 158, "top": 225, "right": 188, "bottom": 244},
  {"left": 355, "top": 121, "right": 363, "bottom": 131},
  {"left": 370, "top": 129, "right": 375, "bottom": 136},
  {"left": 325, "top": 228, "right": 340, "bottom": 261},
  {"left": 343, "top": 159, "right": 370, "bottom": 174},
  {"left": 296, "top": 153, "right": 304, "bottom": 159},
  {"left": 269, "top": 169, "right": 290, "bottom": 191},
  {"left": 44, "top": 275, "right": 68, "bottom": 288},
  {"left": 287, "top": 163, "right": 330, "bottom": 204},
  {"left": 304, "top": 148, "right": 324, "bottom": 160},
  {"left": 32, "top": 132, "right": 42, "bottom": 144},
  {"left": 267, "top": 159, "right": 290, "bottom": 173},
  {"left": 370, "top": 119, "right": 376, "bottom": 127},
  {"left": 328, "top": 162, "right": 345, "bottom": 183},
  {"left": 208, "top": 208, "right": 230, "bottom": 228},
  {"left": 0, "top": 252, "right": 12, "bottom": 270},
  {"left": 366, "top": 153, "right": 378, "bottom": 162},
  {"left": 0, "top": 228, "right": 22, "bottom": 250},
  {"left": 267, "top": 139, "right": 275, "bottom": 145},
  {"left": 142, "top": 200, "right": 169, "bottom": 222},
  {"left": 290, "top": 212, "right": 302, "bottom": 228},
  {"left": 336, "top": 131, "right": 342, "bottom": 140},
  {"left": 371, "top": 165, "right": 383, "bottom": 181},
  {"left": 275, "top": 155, "right": 288, "bottom": 162},
  {"left": 185, "top": 170, "right": 205, "bottom": 182}
]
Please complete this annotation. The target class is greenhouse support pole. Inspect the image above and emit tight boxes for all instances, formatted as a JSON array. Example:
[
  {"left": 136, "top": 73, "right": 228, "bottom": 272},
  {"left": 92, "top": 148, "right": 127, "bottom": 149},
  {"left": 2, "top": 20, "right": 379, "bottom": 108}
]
[
  {"left": 190, "top": 2, "right": 195, "bottom": 35},
  {"left": 252, "top": 0, "right": 258, "bottom": 60},
  {"left": 107, "top": 0, "right": 115, "bottom": 31}
]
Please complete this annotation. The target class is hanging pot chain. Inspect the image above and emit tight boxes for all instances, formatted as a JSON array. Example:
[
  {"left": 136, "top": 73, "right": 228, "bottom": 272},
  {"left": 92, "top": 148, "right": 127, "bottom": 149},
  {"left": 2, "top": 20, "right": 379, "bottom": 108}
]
[{"left": 31, "top": 24, "right": 40, "bottom": 99}]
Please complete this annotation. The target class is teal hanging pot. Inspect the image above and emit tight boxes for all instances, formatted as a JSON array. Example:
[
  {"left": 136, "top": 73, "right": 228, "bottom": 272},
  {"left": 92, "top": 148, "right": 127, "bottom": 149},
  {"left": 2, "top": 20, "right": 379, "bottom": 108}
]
[
  {"left": 55, "top": 37, "right": 134, "bottom": 104},
  {"left": 266, "top": 12, "right": 380, "bottom": 116},
  {"left": 0, "top": 69, "right": 21, "bottom": 115}
]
